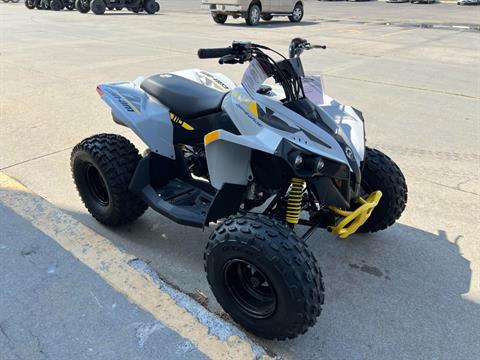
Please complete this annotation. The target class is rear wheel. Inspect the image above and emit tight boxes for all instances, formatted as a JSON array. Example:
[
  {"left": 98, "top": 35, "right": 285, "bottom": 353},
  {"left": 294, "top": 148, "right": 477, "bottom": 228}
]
[
  {"left": 212, "top": 13, "right": 227, "bottom": 24},
  {"left": 288, "top": 2, "right": 304, "bottom": 22},
  {"left": 50, "top": 0, "right": 63, "bottom": 10},
  {"left": 357, "top": 147, "right": 407, "bottom": 233},
  {"left": 71, "top": 134, "right": 148, "bottom": 226},
  {"left": 143, "top": 0, "right": 157, "bottom": 14},
  {"left": 245, "top": 4, "right": 261, "bottom": 26},
  {"left": 205, "top": 213, "right": 324, "bottom": 340},
  {"left": 90, "top": 0, "right": 105, "bottom": 14},
  {"left": 25, "top": 0, "right": 36, "bottom": 9},
  {"left": 75, "top": 0, "right": 90, "bottom": 13}
]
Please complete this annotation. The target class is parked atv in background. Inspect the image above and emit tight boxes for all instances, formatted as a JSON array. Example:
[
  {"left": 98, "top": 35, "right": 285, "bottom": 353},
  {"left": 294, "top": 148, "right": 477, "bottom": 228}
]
[
  {"left": 25, "top": 0, "right": 73, "bottom": 9},
  {"left": 75, "top": 0, "right": 159, "bottom": 14},
  {"left": 33, "top": 0, "right": 51, "bottom": 9},
  {"left": 71, "top": 39, "right": 407, "bottom": 339},
  {"left": 2, "top": 0, "right": 21, "bottom": 3},
  {"left": 50, "top": 0, "right": 75, "bottom": 10}
]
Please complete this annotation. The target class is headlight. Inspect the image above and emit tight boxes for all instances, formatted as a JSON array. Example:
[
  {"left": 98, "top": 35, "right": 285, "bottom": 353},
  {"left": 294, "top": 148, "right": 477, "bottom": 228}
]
[
  {"left": 294, "top": 154, "right": 303, "bottom": 169},
  {"left": 314, "top": 157, "right": 325, "bottom": 172}
]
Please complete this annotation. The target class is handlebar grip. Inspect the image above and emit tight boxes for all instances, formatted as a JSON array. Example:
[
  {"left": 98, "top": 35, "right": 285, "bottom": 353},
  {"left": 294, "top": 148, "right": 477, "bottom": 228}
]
[{"left": 197, "top": 47, "right": 233, "bottom": 59}]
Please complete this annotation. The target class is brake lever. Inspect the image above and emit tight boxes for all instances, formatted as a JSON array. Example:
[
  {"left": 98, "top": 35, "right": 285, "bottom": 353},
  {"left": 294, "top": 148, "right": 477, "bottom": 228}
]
[{"left": 219, "top": 54, "right": 239, "bottom": 65}]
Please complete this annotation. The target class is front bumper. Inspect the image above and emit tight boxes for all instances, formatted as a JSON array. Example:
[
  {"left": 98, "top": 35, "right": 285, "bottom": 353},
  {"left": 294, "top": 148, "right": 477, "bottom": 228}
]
[
  {"left": 201, "top": 4, "right": 243, "bottom": 11},
  {"left": 329, "top": 191, "right": 383, "bottom": 238}
]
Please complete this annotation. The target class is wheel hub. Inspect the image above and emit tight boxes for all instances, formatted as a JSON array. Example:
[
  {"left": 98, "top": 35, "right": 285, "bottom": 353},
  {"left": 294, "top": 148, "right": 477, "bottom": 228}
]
[
  {"left": 293, "top": 8, "right": 302, "bottom": 20},
  {"left": 224, "top": 259, "right": 276, "bottom": 318},
  {"left": 85, "top": 164, "right": 109, "bottom": 206}
]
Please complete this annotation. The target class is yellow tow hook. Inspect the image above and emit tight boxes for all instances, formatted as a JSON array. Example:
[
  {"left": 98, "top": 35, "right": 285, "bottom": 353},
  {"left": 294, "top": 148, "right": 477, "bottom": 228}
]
[{"left": 328, "top": 191, "right": 383, "bottom": 239}]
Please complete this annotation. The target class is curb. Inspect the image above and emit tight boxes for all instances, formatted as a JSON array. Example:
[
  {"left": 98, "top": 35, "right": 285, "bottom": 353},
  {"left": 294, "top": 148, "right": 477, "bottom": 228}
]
[{"left": 0, "top": 172, "right": 272, "bottom": 360}]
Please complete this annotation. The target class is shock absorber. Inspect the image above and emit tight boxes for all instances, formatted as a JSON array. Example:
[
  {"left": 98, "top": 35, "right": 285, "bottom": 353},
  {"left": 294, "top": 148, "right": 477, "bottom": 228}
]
[{"left": 286, "top": 178, "right": 305, "bottom": 225}]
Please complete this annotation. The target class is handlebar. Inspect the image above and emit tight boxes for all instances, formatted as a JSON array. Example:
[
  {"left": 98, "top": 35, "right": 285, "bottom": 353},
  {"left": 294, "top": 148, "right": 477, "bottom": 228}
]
[
  {"left": 197, "top": 47, "right": 233, "bottom": 59},
  {"left": 196, "top": 39, "right": 326, "bottom": 102}
]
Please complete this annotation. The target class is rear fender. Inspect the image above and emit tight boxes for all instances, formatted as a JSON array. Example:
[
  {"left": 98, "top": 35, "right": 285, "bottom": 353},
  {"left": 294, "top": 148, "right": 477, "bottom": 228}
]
[{"left": 97, "top": 82, "right": 175, "bottom": 159}]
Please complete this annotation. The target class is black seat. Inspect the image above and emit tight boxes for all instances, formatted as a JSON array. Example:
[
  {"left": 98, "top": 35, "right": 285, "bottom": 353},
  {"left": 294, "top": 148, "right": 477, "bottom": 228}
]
[{"left": 141, "top": 74, "right": 228, "bottom": 119}]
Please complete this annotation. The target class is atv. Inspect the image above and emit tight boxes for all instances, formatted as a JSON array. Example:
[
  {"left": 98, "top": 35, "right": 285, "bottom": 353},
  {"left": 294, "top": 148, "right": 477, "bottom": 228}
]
[
  {"left": 49, "top": 0, "right": 75, "bottom": 10},
  {"left": 2, "top": 0, "right": 21, "bottom": 3},
  {"left": 71, "top": 38, "right": 407, "bottom": 339},
  {"left": 75, "top": 0, "right": 159, "bottom": 14}
]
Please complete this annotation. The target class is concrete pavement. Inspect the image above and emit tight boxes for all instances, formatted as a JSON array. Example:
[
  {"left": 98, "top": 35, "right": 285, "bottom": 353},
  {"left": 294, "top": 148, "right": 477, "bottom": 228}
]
[
  {"left": 0, "top": 173, "right": 269, "bottom": 360},
  {"left": 1, "top": 1, "right": 479, "bottom": 359},
  {"left": 0, "top": 203, "right": 209, "bottom": 360}
]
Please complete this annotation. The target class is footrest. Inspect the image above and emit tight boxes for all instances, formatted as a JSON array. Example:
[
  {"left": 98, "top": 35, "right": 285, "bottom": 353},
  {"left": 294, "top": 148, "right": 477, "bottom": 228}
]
[{"left": 141, "top": 179, "right": 215, "bottom": 228}]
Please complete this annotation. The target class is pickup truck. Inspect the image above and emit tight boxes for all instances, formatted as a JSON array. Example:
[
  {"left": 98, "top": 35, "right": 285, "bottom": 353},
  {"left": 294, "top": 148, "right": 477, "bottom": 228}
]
[{"left": 201, "top": 0, "right": 304, "bottom": 26}]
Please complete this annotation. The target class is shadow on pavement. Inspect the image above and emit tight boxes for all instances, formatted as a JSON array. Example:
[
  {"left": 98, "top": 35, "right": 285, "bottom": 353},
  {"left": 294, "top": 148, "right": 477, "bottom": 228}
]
[
  {"left": 63, "top": 203, "right": 479, "bottom": 358},
  {"left": 218, "top": 20, "right": 318, "bottom": 28}
]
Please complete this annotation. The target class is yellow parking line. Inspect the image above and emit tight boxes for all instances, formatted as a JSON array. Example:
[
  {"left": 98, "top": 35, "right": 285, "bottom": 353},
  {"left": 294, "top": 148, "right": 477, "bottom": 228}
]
[
  {"left": 380, "top": 28, "right": 417, "bottom": 37},
  {"left": 0, "top": 172, "right": 270, "bottom": 360}
]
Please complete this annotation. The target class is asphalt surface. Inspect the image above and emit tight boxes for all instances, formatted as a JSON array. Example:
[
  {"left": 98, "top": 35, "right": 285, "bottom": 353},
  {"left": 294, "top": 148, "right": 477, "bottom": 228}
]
[
  {"left": 0, "top": 203, "right": 208, "bottom": 360},
  {"left": 1, "top": 1, "right": 479, "bottom": 359}
]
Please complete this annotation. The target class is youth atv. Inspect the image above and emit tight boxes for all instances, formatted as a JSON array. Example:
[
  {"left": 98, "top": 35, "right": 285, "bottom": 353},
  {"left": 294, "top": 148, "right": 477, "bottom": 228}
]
[{"left": 71, "top": 39, "right": 407, "bottom": 339}]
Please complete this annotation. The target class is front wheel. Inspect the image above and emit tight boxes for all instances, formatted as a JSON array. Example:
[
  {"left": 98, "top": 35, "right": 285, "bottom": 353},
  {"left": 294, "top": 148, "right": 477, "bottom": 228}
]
[
  {"left": 50, "top": 0, "right": 63, "bottom": 11},
  {"left": 288, "top": 2, "right": 304, "bottom": 23},
  {"left": 357, "top": 147, "right": 408, "bottom": 233},
  {"left": 245, "top": 4, "right": 261, "bottom": 26},
  {"left": 71, "top": 134, "right": 148, "bottom": 226},
  {"left": 90, "top": 0, "right": 105, "bottom": 14},
  {"left": 212, "top": 13, "right": 227, "bottom": 24},
  {"left": 205, "top": 214, "right": 324, "bottom": 340},
  {"left": 143, "top": 0, "right": 157, "bottom": 14},
  {"left": 75, "top": 0, "right": 90, "bottom": 13},
  {"left": 25, "top": 0, "right": 36, "bottom": 8}
]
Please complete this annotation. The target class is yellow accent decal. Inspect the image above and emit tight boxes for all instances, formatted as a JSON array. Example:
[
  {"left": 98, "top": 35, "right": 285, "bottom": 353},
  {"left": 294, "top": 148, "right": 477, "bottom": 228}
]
[
  {"left": 204, "top": 75, "right": 229, "bottom": 92},
  {"left": 121, "top": 96, "right": 140, "bottom": 113},
  {"left": 170, "top": 112, "right": 194, "bottom": 131},
  {"left": 204, "top": 130, "right": 220, "bottom": 145},
  {"left": 181, "top": 122, "right": 194, "bottom": 131},
  {"left": 246, "top": 101, "right": 258, "bottom": 117},
  {"left": 329, "top": 191, "right": 383, "bottom": 238}
]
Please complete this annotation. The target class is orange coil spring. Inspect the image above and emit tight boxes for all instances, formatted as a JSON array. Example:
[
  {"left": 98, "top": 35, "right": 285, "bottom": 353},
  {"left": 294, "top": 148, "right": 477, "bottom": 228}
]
[{"left": 286, "top": 178, "right": 305, "bottom": 224}]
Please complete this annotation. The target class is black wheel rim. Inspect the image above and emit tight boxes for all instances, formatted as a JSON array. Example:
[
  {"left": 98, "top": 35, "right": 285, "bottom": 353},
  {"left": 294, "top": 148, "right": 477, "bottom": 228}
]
[
  {"left": 85, "top": 164, "right": 109, "bottom": 206},
  {"left": 224, "top": 259, "right": 277, "bottom": 318}
]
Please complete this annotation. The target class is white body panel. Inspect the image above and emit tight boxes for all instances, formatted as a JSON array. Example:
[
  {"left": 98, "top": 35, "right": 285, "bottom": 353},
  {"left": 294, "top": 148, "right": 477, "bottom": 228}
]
[{"left": 97, "top": 68, "right": 366, "bottom": 190}]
